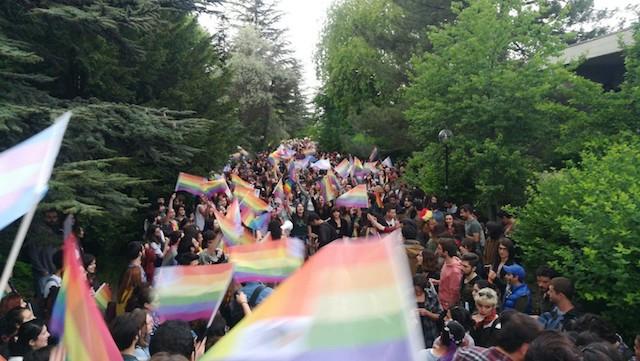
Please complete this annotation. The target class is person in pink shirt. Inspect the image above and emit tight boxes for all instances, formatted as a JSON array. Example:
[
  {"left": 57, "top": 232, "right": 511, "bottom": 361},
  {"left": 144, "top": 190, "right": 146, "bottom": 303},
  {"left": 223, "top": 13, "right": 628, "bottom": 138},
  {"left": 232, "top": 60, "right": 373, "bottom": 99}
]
[{"left": 433, "top": 238, "right": 464, "bottom": 310}]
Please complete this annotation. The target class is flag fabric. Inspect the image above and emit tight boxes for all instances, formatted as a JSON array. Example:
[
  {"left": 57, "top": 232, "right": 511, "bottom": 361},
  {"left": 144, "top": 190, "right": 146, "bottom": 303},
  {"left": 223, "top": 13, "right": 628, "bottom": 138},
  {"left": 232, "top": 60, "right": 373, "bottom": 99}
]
[
  {"left": 228, "top": 237, "right": 304, "bottom": 283},
  {"left": 335, "top": 184, "right": 368, "bottom": 209},
  {"left": 375, "top": 192, "right": 384, "bottom": 209},
  {"left": 234, "top": 187, "right": 269, "bottom": 213},
  {"left": 288, "top": 160, "right": 298, "bottom": 183},
  {"left": 94, "top": 283, "right": 112, "bottom": 312},
  {"left": 214, "top": 199, "right": 254, "bottom": 246},
  {"left": 201, "top": 232, "right": 423, "bottom": 361},
  {"left": 203, "top": 177, "right": 231, "bottom": 198},
  {"left": 231, "top": 174, "right": 253, "bottom": 192},
  {"left": 272, "top": 178, "right": 285, "bottom": 201},
  {"left": 319, "top": 175, "right": 338, "bottom": 202},
  {"left": 327, "top": 170, "right": 342, "bottom": 193},
  {"left": 154, "top": 263, "right": 234, "bottom": 323},
  {"left": 175, "top": 172, "right": 207, "bottom": 196},
  {"left": 364, "top": 162, "right": 379, "bottom": 174},
  {"left": 368, "top": 146, "right": 378, "bottom": 162},
  {"left": 50, "top": 234, "right": 122, "bottom": 361},
  {"left": 351, "top": 157, "right": 366, "bottom": 178},
  {"left": 0, "top": 112, "right": 70, "bottom": 231},
  {"left": 283, "top": 178, "right": 294, "bottom": 196},
  {"left": 382, "top": 157, "right": 393, "bottom": 168},
  {"left": 334, "top": 158, "right": 351, "bottom": 178},
  {"left": 311, "top": 159, "right": 331, "bottom": 170},
  {"left": 249, "top": 212, "right": 270, "bottom": 232}
]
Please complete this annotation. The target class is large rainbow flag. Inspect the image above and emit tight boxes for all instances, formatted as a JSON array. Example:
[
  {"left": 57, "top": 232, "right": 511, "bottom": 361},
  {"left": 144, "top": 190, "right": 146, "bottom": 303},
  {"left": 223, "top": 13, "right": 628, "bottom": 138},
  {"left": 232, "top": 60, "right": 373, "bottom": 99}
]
[
  {"left": 335, "top": 184, "right": 368, "bottom": 209},
  {"left": 228, "top": 237, "right": 304, "bottom": 283},
  {"left": 334, "top": 158, "right": 351, "bottom": 178},
  {"left": 175, "top": 172, "right": 207, "bottom": 196},
  {"left": 234, "top": 187, "right": 269, "bottom": 213},
  {"left": 201, "top": 232, "right": 423, "bottom": 360},
  {"left": 0, "top": 112, "right": 70, "bottom": 231},
  {"left": 231, "top": 174, "right": 254, "bottom": 192},
  {"left": 50, "top": 234, "right": 122, "bottom": 361},
  {"left": 203, "top": 176, "right": 231, "bottom": 198},
  {"left": 154, "top": 263, "right": 234, "bottom": 323}
]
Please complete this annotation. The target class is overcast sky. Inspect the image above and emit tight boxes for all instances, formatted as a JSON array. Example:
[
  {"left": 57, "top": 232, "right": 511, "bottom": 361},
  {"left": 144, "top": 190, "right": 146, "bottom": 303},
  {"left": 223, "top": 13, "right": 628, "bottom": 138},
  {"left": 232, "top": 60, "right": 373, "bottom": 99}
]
[{"left": 202, "top": 0, "right": 638, "bottom": 99}]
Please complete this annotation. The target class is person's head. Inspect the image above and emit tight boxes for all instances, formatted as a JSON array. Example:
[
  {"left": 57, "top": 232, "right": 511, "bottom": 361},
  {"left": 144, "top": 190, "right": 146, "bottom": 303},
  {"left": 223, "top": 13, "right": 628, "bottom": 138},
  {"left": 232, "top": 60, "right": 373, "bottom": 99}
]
[
  {"left": 131, "top": 308, "right": 152, "bottom": 348},
  {"left": 460, "top": 253, "right": 479, "bottom": 276},
  {"left": 440, "top": 320, "right": 466, "bottom": 350},
  {"left": 177, "top": 252, "right": 199, "bottom": 266},
  {"left": 82, "top": 253, "right": 96, "bottom": 275},
  {"left": 494, "top": 310, "right": 541, "bottom": 360},
  {"left": 177, "top": 205, "right": 186, "bottom": 217},
  {"left": 43, "top": 209, "right": 58, "bottom": 227},
  {"left": 202, "top": 229, "right": 222, "bottom": 250},
  {"left": 498, "top": 238, "right": 514, "bottom": 261},
  {"left": 472, "top": 280, "right": 494, "bottom": 298},
  {"left": 401, "top": 220, "right": 418, "bottom": 240},
  {"left": 0, "top": 293, "right": 27, "bottom": 318},
  {"left": 437, "top": 238, "right": 458, "bottom": 259},
  {"left": 474, "top": 288, "right": 498, "bottom": 317},
  {"left": 580, "top": 342, "right": 624, "bottom": 361},
  {"left": 268, "top": 219, "right": 283, "bottom": 240},
  {"left": 118, "top": 266, "right": 144, "bottom": 301},
  {"left": 307, "top": 212, "right": 322, "bottom": 226},
  {"left": 459, "top": 238, "right": 476, "bottom": 255},
  {"left": 503, "top": 264, "right": 526, "bottom": 285},
  {"left": 149, "top": 352, "right": 190, "bottom": 361},
  {"left": 446, "top": 306, "right": 473, "bottom": 331},
  {"left": 126, "top": 241, "right": 144, "bottom": 262},
  {"left": 460, "top": 204, "right": 474, "bottom": 220},
  {"left": 413, "top": 273, "right": 429, "bottom": 296},
  {"left": 295, "top": 203, "right": 305, "bottom": 215},
  {"left": 149, "top": 320, "right": 195, "bottom": 359},
  {"left": 109, "top": 313, "right": 140, "bottom": 352},
  {"left": 125, "top": 285, "right": 156, "bottom": 312},
  {"left": 548, "top": 277, "right": 574, "bottom": 304},
  {"left": 486, "top": 221, "right": 504, "bottom": 240},
  {"left": 570, "top": 314, "right": 617, "bottom": 344},
  {"left": 12, "top": 320, "right": 49, "bottom": 356},
  {"left": 445, "top": 214, "right": 454, "bottom": 227},
  {"left": 384, "top": 204, "right": 396, "bottom": 220},
  {"left": 535, "top": 265, "right": 558, "bottom": 293},
  {"left": 497, "top": 210, "right": 513, "bottom": 224},
  {"left": 420, "top": 249, "right": 439, "bottom": 273},
  {"left": 524, "top": 330, "right": 581, "bottom": 361},
  {"left": 331, "top": 207, "right": 341, "bottom": 219}
]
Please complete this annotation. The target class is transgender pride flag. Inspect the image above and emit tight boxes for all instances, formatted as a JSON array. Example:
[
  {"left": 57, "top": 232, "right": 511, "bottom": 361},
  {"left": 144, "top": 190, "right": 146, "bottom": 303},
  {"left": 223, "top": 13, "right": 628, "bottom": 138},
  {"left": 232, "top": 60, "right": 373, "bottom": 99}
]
[{"left": 0, "top": 112, "right": 70, "bottom": 231}]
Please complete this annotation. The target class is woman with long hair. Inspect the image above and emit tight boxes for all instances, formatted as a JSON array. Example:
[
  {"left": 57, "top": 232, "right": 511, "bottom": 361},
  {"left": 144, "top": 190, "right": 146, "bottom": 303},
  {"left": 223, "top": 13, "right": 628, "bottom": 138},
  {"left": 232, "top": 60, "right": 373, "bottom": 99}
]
[
  {"left": 9, "top": 319, "right": 49, "bottom": 358},
  {"left": 488, "top": 238, "right": 515, "bottom": 296}
]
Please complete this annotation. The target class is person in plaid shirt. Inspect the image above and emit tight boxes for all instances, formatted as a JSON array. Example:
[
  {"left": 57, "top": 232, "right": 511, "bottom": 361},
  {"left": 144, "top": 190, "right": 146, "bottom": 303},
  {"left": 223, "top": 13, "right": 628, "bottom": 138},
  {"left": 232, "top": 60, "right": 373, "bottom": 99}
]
[
  {"left": 414, "top": 273, "right": 442, "bottom": 347},
  {"left": 453, "top": 311, "right": 540, "bottom": 361}
]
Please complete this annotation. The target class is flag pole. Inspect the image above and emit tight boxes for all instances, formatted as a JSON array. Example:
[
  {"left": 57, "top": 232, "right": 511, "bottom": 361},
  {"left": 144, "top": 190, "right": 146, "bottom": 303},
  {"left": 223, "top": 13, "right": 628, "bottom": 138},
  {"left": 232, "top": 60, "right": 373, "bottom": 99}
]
[{"left": 0, "top": 203, "right": 39, "bottom": 297}]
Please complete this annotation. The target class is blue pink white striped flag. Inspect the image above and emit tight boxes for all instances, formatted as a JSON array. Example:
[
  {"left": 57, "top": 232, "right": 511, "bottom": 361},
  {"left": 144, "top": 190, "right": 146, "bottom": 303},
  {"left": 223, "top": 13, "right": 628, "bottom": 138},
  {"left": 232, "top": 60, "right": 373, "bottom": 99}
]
[{"left": 0, "top": 112, "right": 70, "bottom": 231}]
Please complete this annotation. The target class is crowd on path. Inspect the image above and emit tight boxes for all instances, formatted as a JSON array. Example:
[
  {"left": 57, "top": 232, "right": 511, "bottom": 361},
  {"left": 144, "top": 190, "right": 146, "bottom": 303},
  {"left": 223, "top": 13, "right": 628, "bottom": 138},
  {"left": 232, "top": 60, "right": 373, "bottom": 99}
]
[{"left": 0, "top": 138, "right": 638, "bottom": 361}]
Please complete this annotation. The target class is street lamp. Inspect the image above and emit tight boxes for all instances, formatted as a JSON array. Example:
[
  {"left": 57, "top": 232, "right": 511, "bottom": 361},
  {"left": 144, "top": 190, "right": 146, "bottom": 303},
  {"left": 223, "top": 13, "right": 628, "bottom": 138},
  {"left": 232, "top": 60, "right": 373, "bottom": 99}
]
[{"left": 438, "top": 129, "right": 453, "bottom": 198}]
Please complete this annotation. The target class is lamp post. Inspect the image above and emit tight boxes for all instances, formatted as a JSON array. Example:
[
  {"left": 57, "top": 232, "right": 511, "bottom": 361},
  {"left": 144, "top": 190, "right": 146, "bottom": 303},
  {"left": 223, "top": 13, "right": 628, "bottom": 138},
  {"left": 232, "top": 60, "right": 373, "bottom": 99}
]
[{"left": 438, "top": 129, "right": 453, "bottom": 198}]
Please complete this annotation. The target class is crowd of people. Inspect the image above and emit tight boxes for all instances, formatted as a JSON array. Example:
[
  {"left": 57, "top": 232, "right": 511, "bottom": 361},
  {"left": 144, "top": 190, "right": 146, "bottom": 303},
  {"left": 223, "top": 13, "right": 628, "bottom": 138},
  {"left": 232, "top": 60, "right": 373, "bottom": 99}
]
[{"left": 0, "top": 138, "right": 638, "bottom": 361}]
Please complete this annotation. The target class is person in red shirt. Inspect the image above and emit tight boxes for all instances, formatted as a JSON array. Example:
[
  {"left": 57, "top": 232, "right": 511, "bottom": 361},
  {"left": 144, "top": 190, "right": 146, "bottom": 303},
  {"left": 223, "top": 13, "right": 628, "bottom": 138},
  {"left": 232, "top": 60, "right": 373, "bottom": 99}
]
[{"left": 433, "top": 238, "right": 463, "bottom": 310}]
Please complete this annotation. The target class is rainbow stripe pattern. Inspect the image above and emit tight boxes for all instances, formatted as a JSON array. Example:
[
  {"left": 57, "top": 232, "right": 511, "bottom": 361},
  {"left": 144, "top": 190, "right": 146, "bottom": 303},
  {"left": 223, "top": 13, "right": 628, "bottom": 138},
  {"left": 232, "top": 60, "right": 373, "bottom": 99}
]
[
  {"left": 334, "top": 158, "right": 351, "bottom": 178},
  {"left": 319, "top": 174, "right": 338, "bottom": 202},
  {"left": 50, "top": 234, "right": 122, "bottom": 361},
  {"left": 0, "top": 112, "right": 70, "bottom": 231},
  {"left": 214, "top": 199, "right": 254, "bottom": 246},
  {"left": 175, "top": 172, "right": 207, "bottom": 196},
  {"left": 228, "top": 237, "right": 304, "bottom": 283},
  {"left": 272, "top": 178, "right": 285, "bottom": 201},
  {"left": 335, "top": 184, "right": 368, "bottom": 209},
  {"left": 154, "top": 263, "right": 234, "bottom": 323},
  {"left": 94, "top": 283, "right": 112, "bottom": 312},
  {"left": 234, "top": 187, "right": 269, "bottom": 213},
  {"left": 203, "top": 176, "right": 231, "bottom": 198},
  {"left": 231, "top": 174, "right": 254, "bottom": 192},
  {"left": 201, "top": 232, "right": 423, "bottom": 361},
  {"left": 351, "top": 157, "right": 366, "bottom": 178}
]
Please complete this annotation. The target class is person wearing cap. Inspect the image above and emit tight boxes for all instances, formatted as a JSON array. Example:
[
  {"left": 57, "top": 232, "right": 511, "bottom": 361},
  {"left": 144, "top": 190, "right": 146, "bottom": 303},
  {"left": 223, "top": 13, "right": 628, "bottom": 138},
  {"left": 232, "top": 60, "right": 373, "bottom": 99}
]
[{"left": 502, "top": 264, "right": 532, "bottom": 314}]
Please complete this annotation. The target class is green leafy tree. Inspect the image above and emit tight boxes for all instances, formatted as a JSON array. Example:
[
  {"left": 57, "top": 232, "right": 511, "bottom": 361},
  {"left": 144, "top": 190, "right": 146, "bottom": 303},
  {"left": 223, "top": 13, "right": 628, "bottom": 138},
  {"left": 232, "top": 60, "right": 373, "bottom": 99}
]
[
  {"left": 514, "top": 135, "right": 640, "bottom": 337},
  {"left": 404, "top": 0, "right": 604, "bottom": 211}
]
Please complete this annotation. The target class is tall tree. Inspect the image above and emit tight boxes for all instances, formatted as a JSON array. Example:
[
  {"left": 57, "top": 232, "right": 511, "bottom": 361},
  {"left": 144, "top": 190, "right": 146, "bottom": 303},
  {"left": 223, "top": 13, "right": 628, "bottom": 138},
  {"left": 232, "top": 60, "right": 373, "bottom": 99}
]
[{"left": 403, "top": 0, "right": 605, "bottom": 211}]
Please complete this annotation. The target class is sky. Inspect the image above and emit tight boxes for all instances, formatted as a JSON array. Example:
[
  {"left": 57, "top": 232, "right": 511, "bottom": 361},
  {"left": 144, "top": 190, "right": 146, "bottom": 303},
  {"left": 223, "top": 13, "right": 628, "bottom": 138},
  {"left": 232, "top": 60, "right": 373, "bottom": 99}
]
[{"left": 202, "top": 0, "right": 638, "bottom": 98}]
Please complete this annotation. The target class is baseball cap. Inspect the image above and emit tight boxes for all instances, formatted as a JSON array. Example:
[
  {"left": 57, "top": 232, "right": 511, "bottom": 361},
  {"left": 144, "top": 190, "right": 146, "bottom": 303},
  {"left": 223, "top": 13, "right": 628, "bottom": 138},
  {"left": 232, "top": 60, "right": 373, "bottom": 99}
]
[{"left": 503, "top": 264, "right": 526, "bottom": 281}]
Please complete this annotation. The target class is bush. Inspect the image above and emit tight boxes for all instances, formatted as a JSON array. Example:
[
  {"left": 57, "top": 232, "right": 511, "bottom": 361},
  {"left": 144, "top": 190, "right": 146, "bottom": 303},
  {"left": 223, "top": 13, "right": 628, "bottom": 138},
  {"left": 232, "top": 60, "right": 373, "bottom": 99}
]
[{"left": 514, "top": 136, "right": 640, "bottom": 337}]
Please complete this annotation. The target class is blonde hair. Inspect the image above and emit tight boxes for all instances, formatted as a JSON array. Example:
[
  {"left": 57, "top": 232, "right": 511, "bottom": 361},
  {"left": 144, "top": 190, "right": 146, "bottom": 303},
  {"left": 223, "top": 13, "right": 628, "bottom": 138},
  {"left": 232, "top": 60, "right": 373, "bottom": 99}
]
[{"left": 474, "top": 287, "right": 498, "bottom": 307}]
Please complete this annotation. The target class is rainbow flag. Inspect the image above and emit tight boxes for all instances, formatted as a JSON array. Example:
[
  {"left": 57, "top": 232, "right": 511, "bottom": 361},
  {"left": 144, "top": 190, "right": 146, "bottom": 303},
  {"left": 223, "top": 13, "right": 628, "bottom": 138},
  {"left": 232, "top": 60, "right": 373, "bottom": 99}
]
[
  {"left": 214, "top": 199, "right": 254, "bottom": 246},
  {"left": 327, "top": 170, "right": 342, "bottom": 193},
  {"left": 351, "top": 157, "right": 366, "bottom": 178},
  {"left": 364, "top": 162, "right": 379, "bottom": 174},
  {"left": 272, "top": 178, "right": 285, "bottom": 201},
  {"left": 228, "top": 237, "right": 304, "bottom": 283},
  {"left": 231, "top": 174, "right": 253, "bottom": 192},
  {"left": 0, "top": 112, "right": 70, "bottom": 231},
  {"left": 249, "top": 212, "right": 270, "bottom": 232},
  {"left": 319, "top": 175, "right": 338, "bottom": 202},
  {"left": 288, "top": 160, "right": 298, "bottom": 183},
  {"left": 50, "top": 234, "right": 122, "bottom": 361},
  {"left": 175, "top": 172, "right": 207, "bottom": 196},
  {"left": 201, "top": 232, "right": 423, "bottom": 360},
  {"left": 203, "top": 176, "right": 231, "bottom": 198},
  {"left": 336, "top": 184, "right": 368, "bottom": 209},
  {"left": 154, "top": 263, "right": 234, "bottom": 323},
  {"left": 334, "top": 158, "right": 351, "bottom": 178},
  {"left": 94, "top": 283, "right": 112, "bottom": 312},
  {"left": 283, "top": 178, "right": 294, "bottom": 196},
  {"left": 235, "top": 187, "right": 269, "bottom": 213},
  {"left": 368, "top": 146, "right": 378, "bottom": 162}
]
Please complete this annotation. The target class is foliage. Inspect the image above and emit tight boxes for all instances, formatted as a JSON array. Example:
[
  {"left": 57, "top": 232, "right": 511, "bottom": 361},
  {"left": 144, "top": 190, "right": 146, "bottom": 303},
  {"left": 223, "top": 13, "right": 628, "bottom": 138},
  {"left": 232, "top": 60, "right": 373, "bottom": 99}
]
[
  {"left": 403, "top": 0, "right": 606, "bottom": 212},
  {"left": 513, "top": 136, "right": 640, "bottom": 337}
]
